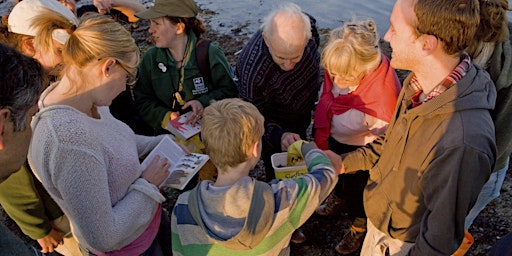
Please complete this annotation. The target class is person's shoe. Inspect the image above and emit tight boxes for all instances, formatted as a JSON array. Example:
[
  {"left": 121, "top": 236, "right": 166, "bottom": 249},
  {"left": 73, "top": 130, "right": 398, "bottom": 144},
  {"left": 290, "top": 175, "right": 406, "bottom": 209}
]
[
  {"left": 316, "top": 193, "right": 346, "bottom": 216},
  {"left": 290, "top": 229, "right": 307, "bottom": 244},
  {"left": 335, "top": 225, "right": 366, "bottom": 255}
]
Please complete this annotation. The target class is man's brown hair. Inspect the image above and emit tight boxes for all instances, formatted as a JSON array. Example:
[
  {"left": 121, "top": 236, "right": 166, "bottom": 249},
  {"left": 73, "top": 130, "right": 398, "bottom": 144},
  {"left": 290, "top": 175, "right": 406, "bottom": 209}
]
[{"left": 414, "top": 0, "right": 480, "bottom": 55}]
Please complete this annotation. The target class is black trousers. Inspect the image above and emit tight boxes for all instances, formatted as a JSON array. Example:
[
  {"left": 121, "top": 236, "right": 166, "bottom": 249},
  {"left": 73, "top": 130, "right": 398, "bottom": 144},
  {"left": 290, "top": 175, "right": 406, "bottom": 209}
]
[{"left": 328, "top": 137, "right": 369, "bottom": 219}]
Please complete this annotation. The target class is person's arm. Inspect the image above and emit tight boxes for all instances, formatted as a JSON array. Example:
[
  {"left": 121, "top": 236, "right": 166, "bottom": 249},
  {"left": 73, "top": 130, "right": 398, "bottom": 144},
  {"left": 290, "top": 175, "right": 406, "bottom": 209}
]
[
  {"left": 134, "top": 49, "right": 175, "bottom": 130},
  {"left": 340, "top": 134, "right": 386, "bottom": 174},
  {"left": 0, "top": 165, "right": 65, "bottom": 253},
  {"left": 36, "top": 228, "right": 64, "bottom": 254},
  {"left": 313, "top": 76, "right": 331, "bottom": 150},
  {"left": 235, "top": 33, "right": 266, "bottom": 111},
  {"left": 93, "top": 0, "right": 145, "bottom": 22},
  {"left": 271, "top": 143, "right": 338, "bottom": 229},
  {"left": 236, "top": 33, "right": 282, "bottom": 149},
  {"left": 408, "top": 146, "right": 493, "bottom": 255},
  {"left": 48, "top": 145, "right": 164, "bottom": 252},
  {"left": 0, "top": 165, "right": 53, "bottom": 239}
]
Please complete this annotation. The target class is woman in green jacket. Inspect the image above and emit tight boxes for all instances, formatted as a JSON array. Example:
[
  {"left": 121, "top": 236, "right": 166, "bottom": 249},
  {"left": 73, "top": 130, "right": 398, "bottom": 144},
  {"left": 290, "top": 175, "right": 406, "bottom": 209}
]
[{"left": 133, "top": 0, "right": 237, "bottom": 136}]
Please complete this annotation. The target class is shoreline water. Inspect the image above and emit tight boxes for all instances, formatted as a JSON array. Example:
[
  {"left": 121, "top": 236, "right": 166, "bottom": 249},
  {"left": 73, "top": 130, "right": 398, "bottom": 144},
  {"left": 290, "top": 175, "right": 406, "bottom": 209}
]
[{"left": 195, "top": 0, "right": 394, "bottom": 37}]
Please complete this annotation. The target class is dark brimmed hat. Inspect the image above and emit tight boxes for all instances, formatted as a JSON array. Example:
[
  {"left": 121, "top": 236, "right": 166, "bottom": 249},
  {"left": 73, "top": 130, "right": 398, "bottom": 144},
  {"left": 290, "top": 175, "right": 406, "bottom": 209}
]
[{"left": 135, "top": 0, "right": 199, "bottom": 19}]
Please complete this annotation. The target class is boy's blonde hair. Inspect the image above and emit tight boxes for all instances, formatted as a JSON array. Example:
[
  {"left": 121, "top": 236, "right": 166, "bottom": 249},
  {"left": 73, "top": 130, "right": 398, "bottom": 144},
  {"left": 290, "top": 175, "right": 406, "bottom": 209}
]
[
  {"left": 322, "top": 19, "right": 381, "bottom": 79},
  {"left": 201, "top": 98, "right": 264, "bottom": 171}
]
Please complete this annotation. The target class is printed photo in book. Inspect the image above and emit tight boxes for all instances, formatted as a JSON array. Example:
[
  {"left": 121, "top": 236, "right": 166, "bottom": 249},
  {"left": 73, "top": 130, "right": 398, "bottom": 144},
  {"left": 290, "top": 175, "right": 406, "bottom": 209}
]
[
  {"left": 166, "top": 111, "right": 201, "bottom": 141},
  {"left": 140, "top": 136, "right": 209, "bottom": 190}
]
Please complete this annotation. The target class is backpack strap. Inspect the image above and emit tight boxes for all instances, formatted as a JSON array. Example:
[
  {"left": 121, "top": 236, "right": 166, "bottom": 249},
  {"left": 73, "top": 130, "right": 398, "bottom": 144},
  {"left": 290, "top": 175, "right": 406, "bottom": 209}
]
[{"left": 195, "top": 37, "right": 212, "bottom": 83}]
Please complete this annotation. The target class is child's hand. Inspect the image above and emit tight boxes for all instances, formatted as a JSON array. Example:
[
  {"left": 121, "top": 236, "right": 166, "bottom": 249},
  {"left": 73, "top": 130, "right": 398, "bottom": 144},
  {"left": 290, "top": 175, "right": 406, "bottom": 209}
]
[
  {"left": 37, "top": 228, "right": 64, "bottom": 253},
  {"left": 287, "top": 140, "right": 308, "bottom": 166},
  {"left": 141, "top": 155, "right": 171, "bottom": 186}
]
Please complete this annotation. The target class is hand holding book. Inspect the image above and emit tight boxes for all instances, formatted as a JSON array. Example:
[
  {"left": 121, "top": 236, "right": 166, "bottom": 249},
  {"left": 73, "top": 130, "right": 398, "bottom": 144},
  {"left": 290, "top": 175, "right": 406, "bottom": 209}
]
[
  {"left": 140, "top": 155, "right": 171, "bottom": 186},
  {"left": 141, "top": 136, "right": 209, "bottom": 190},
  {"left": 181, "top": 99, "right": 204, "bottom": 125},
  {"left": 166, "top": 112, "right": 201, "bottom": 141}
]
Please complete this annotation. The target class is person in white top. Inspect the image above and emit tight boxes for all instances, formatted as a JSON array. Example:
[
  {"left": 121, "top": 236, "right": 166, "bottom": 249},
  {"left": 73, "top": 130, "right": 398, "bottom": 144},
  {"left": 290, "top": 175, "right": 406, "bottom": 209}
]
[{"left": 313, "top": 19, "right": 401, "bottom": 255}]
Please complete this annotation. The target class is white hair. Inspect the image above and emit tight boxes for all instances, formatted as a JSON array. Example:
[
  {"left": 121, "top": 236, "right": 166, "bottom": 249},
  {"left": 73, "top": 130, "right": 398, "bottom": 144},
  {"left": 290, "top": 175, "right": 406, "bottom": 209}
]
[{"left": 260, "top": 2, "right": 312, "bottom": 42}]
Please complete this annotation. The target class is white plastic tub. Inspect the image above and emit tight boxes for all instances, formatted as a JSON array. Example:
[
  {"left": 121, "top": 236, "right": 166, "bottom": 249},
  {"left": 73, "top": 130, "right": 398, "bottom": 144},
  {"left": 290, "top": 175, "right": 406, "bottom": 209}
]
[{"left": 271, "top": 152, "right": 308, "bottom": 179}]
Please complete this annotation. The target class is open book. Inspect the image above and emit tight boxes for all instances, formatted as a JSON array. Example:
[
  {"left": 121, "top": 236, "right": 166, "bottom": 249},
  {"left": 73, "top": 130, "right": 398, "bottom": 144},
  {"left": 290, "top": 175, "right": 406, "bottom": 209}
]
[
  {"left": 141, "top": 136, "right": 209, "bottom": 190},
  {"left": 165, "top": 112, "right": 201, "bottom": 141}
]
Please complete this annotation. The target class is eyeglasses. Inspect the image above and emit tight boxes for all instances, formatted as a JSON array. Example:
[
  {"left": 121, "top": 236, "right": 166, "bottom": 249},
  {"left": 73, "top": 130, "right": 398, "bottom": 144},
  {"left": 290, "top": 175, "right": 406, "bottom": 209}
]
[
  {"left": 331, "top": 72, "right": 366, "bottom": 86},
  {"left": 115, "top": 59, "right": 138, "bottom": 86}
]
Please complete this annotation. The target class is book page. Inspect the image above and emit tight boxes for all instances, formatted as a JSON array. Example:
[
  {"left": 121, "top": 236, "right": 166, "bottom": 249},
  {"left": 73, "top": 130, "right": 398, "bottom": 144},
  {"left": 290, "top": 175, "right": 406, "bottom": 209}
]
[
  {"left": 140, "top": 135, "right": 209, "bottom": 190},
  {"left": 140, "top": 136, "right": 185, "bottom": 171},
  {"left": 163, "top": 153, "right": 209, "bottom": 190},
  {"left": 166, "top": 112, "right": 201, "bottom": 140}
]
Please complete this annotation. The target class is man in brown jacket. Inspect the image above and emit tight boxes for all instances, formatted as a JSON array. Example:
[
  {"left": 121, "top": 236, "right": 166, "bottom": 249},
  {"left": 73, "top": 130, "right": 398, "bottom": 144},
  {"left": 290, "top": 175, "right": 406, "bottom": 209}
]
[{"left": 326, "top": 0, "right": 497, "bottom": 254}]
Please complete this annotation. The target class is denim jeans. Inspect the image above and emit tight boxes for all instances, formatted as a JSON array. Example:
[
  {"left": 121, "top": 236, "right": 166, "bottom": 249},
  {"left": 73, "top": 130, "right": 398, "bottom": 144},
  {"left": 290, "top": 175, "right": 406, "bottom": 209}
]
[{"left": 464, "top": 157, "right": 509, "bottom": 230}]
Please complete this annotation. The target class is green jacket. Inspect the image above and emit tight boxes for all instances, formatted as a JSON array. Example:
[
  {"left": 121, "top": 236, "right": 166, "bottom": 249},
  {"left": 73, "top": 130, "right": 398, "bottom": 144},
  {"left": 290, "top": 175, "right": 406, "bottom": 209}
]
[
  {"left": 134, "top": 32, "right": 237, "bottom": 132},
  {"left": 0, "top": 163, "right": 63, "bottom": 240}
]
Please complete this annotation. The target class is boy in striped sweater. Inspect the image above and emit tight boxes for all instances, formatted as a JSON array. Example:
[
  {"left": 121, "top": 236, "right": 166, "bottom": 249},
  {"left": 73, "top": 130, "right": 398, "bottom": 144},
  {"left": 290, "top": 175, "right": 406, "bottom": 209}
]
[{"left": 171, "top": 98, "right": 340, "bottom": 255}]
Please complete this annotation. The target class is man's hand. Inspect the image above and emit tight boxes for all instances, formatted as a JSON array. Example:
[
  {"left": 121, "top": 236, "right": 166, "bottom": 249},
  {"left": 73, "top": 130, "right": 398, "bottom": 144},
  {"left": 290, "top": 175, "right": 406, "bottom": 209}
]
[
  {"left": 37, "top": 228, "right": 64, "bottom": 253},
  {"left": 324, "top": 150, "right": 345, "bottom": 174},
  {"left": 281, "top": 132, "right": 301, "bottom": 151}
]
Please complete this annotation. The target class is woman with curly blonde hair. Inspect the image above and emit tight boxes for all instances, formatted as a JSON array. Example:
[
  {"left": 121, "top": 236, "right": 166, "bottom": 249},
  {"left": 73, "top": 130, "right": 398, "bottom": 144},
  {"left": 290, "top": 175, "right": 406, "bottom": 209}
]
[{"left": 313, "top": 19, "right": 401, "bottom": 255}]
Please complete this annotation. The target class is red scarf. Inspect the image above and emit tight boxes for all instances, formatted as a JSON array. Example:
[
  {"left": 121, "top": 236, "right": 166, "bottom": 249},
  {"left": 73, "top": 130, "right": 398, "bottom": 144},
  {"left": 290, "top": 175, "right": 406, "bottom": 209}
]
[{"left": 314, "top": 55, "right": 401, "bottom": 149}]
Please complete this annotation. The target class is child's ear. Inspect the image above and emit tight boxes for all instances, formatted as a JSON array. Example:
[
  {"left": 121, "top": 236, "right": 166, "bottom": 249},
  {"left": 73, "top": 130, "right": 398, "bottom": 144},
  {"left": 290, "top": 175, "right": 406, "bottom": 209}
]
[
  {"left": 250, "top": 140, "right": 260, "bottom": 158},
  {"left": 0, "top": 109, "right": 11, "bottom": 150},
  {"left": 21, "top": 38, "right": 36, "bottom": 57}
]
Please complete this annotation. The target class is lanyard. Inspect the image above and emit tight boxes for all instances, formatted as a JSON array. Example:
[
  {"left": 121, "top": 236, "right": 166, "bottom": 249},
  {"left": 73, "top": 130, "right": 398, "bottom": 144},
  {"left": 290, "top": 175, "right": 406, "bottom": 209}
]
[{"left": 172, "top": 37, "right": 193, "bottom": 108}]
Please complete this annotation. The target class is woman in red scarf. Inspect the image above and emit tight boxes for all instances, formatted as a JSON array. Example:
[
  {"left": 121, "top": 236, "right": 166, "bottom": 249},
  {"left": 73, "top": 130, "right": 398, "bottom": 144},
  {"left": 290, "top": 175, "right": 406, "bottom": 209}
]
[{"left": 313, "top": 19, "right": 401, "bottom": 255}]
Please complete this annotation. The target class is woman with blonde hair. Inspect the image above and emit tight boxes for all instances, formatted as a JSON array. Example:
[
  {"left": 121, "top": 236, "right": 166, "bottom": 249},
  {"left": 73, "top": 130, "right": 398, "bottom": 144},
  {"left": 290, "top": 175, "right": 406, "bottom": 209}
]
[
  {"left": 28, "top": 13, "right": 172, "bottom": 255},
  {"left": 313, "top": 19, "right": 401, "bottom": 255}
]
